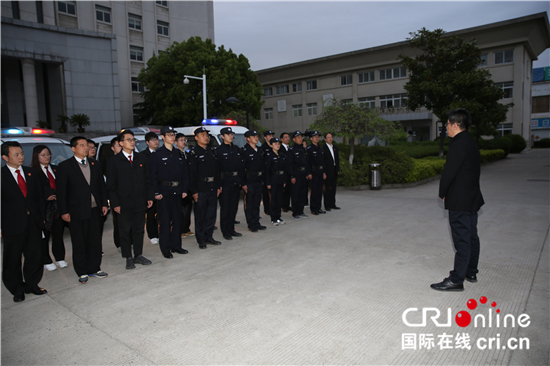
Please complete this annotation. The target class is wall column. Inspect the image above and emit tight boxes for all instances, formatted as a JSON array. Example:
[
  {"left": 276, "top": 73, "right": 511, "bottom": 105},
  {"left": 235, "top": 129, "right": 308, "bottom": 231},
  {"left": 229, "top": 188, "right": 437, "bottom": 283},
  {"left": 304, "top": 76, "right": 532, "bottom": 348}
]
[{"left": 21, "top": 59, "right": 39, "bottom": 127}]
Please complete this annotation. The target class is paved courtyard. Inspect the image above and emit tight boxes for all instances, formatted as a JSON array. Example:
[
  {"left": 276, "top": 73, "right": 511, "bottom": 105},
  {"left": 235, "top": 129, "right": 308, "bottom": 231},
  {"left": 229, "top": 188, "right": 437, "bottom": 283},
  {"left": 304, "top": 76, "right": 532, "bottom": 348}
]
[{"left": 1, "top": 149, "right": 549, "bottom": 365}]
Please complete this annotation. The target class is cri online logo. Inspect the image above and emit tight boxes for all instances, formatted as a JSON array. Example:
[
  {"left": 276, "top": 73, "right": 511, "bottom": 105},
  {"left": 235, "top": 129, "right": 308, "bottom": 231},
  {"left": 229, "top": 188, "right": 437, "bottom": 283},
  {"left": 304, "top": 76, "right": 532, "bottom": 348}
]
[{"left": 402, "top": 296, "right": 530, "bottom": 328}]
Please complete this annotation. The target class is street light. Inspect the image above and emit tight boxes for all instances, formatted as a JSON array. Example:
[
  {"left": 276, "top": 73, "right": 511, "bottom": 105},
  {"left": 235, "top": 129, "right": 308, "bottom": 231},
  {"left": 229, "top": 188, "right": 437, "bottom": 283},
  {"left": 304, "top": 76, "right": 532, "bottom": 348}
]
[
  {"left": 183, "top": 70, "right": 207, "bottom": 120},
  {"left": 226, "top": 97, "right": 249, "bottom": 130}
]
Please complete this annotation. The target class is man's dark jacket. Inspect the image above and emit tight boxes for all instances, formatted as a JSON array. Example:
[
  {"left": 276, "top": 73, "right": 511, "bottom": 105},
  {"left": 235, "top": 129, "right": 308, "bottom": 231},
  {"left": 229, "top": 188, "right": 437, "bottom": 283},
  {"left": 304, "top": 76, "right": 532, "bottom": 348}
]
[
  {"left": 322, "top": 143, "right": 340, "bottom": 176},
  {"left": 439, "top": 130, "right": 484, "bottom": 211}
]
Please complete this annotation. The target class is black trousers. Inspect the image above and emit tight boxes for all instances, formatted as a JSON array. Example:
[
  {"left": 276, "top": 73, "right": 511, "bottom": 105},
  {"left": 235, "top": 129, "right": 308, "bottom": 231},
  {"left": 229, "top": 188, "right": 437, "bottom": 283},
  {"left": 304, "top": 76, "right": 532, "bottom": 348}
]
[
  {"left": 324, "top": 171, "right": 338, "bottom": 209},
  {"left": 145, "top": 201, "right": 159, "bottom": 239},
  {"left": 448, "top": 210, "right": 480, "bottom": 284},
  {"left": 220, "top": 183, "right": 240, "bottom": 236},
  {"left": 118, "top": 210, "right": 146, "bottom": 258},
  {"left": 309, "top": 172, "right": 324, "bottom": 213},
  {"left": 42, "top": 215, "right": 66, "bottom": 264},
  {"left": 194, "top": 191, "right": 218, "bottom": 244},
  {"left": 269, "top": 183, "right": 284, "bottom": 222},
  {"left": 157, "top": 193, "right": 182, "bottom": 255},
  {"left": 291, "top": 173, "right": 307, "bottom": 217},
  {"left": 2, "top": 216, "right": 43, "bottom": 295},
  {"left": 282, "top": 178, "right": 291, "bottom": 210},
  {"left": 112, "top": 211, "right": 121, "bottom": 248},
  {"left": 244, "top": 182, "right": 262, "bottom": 229},
  {"left": 69, "top": 207, "right": 103, "bottom": 277},
  {"left": 262, "top": 184, "right": 271, "bottom": 215},
  {"left": 181, "top": 195, "right": 193, "bottom": 233}
]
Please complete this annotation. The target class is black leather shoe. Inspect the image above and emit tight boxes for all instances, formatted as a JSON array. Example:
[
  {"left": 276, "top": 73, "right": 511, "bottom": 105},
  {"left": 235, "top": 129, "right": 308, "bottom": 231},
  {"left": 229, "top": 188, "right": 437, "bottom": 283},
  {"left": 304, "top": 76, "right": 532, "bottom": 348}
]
[
  {"left": 126, "top": 257, "right": 136, "bottom": 270},
  {"left": 430, "top": 278, "right": 464, "bottom": 292},
  {"left": 171, "top": 248, "right": 188, "bottom": 254},
  {"left": 332, "top": 206, "right": 341, "bottom": 210},
  {"left": 230, "top": 231, "right": 242, "bottom": 237},
  {"left": 282, "top": 208, "right": 289, "bottom": 212},
  {"left": 223, "top": 234, "right": 233, "bottom": 240},
  {"left": 206, "top": 238, "right": 221, "bottom": 245},
  {"left": 199, "top": 244, "right": 207, "bottom": 249},
  {"left": 325, "top": 208, "right": 331, "bottom": 212},
  {"left": 162, "top": 252, "right": 174, "bottom": 259},
  {"left": 311, "top": 211, "right": 319, "bottom": 215},
  {"left": 249, "top": 227, "right": 258, "bottom": 233},
  {"left": 318, "top": 210, "right": 326, "bottom": 214},
  {"left": 465, "top": 274, "right": 478, "bottom": 283},
  {"left": 25, "top": 286, "right": 47, "bottom": 295},
  {"left": 13, "top": 293, "right": 25, "bottom": 302},
  {"left": 234, "top": 220, "right": 240, "bottom": 224},
  {"left": 257, "top": 225, "right": 267, "bottom": 230}
]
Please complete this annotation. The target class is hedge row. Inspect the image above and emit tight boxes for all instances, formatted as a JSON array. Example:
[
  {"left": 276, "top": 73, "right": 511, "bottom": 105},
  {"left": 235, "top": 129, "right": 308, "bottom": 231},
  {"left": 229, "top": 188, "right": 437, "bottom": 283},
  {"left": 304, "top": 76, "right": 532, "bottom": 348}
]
[
  {"left": 480, "top": 149, "right": 506, "bottom": 162},
  {"left": 534, "top": 138, "right": 550, "bottom": 148}
]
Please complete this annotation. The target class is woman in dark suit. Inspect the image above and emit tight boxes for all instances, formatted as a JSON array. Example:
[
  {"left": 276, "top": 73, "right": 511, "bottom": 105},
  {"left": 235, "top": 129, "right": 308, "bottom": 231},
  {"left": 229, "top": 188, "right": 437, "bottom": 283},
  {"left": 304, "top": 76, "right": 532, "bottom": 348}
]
[{"left": 31, "top": 145, "right": 68, "bottom": 272}]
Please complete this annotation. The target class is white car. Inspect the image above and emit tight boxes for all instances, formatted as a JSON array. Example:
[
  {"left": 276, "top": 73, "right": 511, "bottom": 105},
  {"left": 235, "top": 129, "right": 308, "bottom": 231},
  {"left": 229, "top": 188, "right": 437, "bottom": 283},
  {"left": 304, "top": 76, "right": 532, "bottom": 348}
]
[
  {"left": 91, "top": 134, "right": 164, "bottom": 163},
  {"left": 1, "top": 136, "right": 73, "bottom": 167}
]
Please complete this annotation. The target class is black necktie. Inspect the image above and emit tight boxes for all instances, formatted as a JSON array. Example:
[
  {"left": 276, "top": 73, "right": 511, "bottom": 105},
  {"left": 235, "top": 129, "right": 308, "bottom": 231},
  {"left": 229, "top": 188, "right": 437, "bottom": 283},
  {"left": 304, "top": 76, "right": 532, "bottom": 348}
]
[{"left": 81, "top": 159, "right": 86, "bottom": 165}]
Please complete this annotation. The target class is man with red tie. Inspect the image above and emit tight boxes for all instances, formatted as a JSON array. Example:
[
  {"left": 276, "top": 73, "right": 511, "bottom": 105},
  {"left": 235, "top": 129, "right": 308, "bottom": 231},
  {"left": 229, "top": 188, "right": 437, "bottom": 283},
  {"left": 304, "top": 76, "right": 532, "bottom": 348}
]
[{"left": 1, "top": 141, "right": 47, "bottom": 302}]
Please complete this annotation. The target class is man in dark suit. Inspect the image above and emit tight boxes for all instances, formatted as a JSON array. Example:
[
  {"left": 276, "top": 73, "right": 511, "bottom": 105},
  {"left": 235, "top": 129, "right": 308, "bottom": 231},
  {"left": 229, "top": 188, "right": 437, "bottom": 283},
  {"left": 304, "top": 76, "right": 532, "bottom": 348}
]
[
  {"left": 431, "top": 108, "right": 485, "bottom": 292},
  {"left": 140, "top": 132, "right": 160, "bottom": 245},
  {"left": 57, "top": 136, "right": 109, "bottom": 284},
  {"left": 1, "top": 142, "right": 47, "bottom": 302},
  {"left": 322, "top": 133, "right": 340, "bottom": 211},
  {"left": 106, "top": 130, "right": 154, "bottom": 270}
]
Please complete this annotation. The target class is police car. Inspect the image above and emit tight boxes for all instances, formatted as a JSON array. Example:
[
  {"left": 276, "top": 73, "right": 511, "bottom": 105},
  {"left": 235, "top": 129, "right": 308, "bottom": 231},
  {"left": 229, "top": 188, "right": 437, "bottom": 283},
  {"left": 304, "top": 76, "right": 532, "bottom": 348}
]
[
  {"left": 1, "top": 136, "right": 73, "bottom": 167},
  {"left": 91, "top": 133, "right": 164, "bottom": 162},
  {"left": 174, "top": 119, "right": 251, "bottom": 149}
]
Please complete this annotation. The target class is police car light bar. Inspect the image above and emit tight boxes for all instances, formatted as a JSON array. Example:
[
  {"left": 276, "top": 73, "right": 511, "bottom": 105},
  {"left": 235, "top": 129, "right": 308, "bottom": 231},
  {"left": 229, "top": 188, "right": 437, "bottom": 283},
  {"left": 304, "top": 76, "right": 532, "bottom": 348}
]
[
  {"left": 202, "top": 119, "right": 238, "bottom": 126},
  {"left": 32, "top": 128, "right": 55, "bottom": 135},
  {"left": 1, "top": 127, "right": 55, "bottom": 137},
  {"left": 1, "top": 128, "right": 24, "bottom": 135}
]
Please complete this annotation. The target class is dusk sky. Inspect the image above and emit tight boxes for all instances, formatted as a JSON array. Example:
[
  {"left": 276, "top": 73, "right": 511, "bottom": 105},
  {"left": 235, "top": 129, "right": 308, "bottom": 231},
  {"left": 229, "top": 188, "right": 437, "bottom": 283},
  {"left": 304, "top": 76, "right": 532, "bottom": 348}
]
[{"left": 213, "top": 1, "right": 550, "bottom": 71}]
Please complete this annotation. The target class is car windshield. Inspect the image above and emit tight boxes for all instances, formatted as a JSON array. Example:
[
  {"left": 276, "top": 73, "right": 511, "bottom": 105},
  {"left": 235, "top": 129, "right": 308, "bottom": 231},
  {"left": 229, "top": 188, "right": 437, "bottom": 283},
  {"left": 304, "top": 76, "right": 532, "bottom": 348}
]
[
  {"left": 1, "top": 141, "right": 74, "bottom": 167},
  {"left": 218, "top": 133, "right": 247, "bottom": 148}
]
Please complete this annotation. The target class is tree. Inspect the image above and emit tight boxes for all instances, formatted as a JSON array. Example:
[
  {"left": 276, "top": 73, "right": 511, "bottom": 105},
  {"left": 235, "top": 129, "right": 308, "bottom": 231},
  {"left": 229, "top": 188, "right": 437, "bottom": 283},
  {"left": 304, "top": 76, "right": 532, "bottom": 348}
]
[
  {"left": 136, "top": 37, "right": 263, "bottom": 126},
  {"left": 310, "top": 99, "right": 406, "bottom": 164},
  {"left": 397, "top": 28, "right": 512, "bottom": 141}
]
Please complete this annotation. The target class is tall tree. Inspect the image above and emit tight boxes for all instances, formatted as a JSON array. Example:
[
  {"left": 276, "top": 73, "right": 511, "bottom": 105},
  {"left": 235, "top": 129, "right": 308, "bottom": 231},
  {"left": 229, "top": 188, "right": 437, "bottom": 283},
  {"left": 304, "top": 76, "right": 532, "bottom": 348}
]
[
  {"left": 310, "top": 99, "right": 406, "bottom": 164},
  {"left": 136, "top": 37, "right": 263, "bottom": 126},
  {"left": 397, "top": 28, "right": 512, "bottom": 140}
]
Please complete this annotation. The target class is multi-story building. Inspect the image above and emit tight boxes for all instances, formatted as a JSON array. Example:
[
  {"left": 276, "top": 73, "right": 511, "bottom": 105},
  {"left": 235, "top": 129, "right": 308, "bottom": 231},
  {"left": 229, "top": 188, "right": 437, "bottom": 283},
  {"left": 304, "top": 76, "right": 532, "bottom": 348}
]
[
  {"left": 1, "top": 1, "right": 214, "bottom": 132},
  {"left": 531, "top": 66, "right": 550, "bottom": 142},
  {"left": 257, "top": 12, "right": 550, "bottom": 144}
]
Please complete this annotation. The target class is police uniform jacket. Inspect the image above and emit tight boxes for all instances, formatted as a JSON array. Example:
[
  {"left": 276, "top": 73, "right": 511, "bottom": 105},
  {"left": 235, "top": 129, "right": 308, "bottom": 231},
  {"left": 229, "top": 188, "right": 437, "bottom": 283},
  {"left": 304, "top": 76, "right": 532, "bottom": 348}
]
[
  {"left": 306, "top": 143, "right": 325, "bottom": 175},
  {"left": 241, "top": 144, "right": 264, "bottom": 185},
  {"left": 149, "top": 145, "right": 189, "bottom": 196},
  {"left": 264, "top": 151, "right": 290, "bottom": 186},
  {"left": 288, "top": 145, "right": 311, "bottom": 179},
  {"left": 260, "top": 141, "right": 272, "bottom": 156},
  {"left": 188, "top": 145, "right": 221, "bottom": 194},
  {"left": 215, "top": 143, "right": 244, "bottom": 185}
]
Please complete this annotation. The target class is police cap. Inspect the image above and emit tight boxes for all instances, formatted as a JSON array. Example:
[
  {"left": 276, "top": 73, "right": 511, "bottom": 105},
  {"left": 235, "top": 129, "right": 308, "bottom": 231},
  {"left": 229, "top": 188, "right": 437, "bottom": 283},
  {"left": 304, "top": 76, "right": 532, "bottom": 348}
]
[
  {"left": 220, "top": 127, "right": 234, "bottom": 135},
  {"left": 263, "top": 130, "right": 274, "bottom": 137},
  {"left": 160, "top": 125, "right": 175, "bottom": 135},
  {"left": 292, "top": 130, "right": 303, "bottom": 138},
  {"left": 245, "top": 130, "right": 258, "bottom": 138},
  {"left": 194, "top": 126, "right": 210, "bottom": 135},
  {"left": 270, "top": 137, "right": 281, "bottom": 144}
]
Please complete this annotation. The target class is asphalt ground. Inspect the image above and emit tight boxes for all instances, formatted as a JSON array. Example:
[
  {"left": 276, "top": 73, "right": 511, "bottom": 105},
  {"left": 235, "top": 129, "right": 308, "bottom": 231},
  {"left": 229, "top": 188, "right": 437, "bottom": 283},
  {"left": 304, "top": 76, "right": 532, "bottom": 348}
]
[{"left": 1, "top": 149, "right": 549, "bottom": 365}]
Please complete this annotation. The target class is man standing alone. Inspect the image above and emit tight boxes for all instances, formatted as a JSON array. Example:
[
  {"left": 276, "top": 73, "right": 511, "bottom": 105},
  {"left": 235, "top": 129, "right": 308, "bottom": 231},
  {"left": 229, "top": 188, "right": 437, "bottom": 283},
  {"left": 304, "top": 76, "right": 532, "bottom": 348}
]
[
  {"left": 322, "top": 133, "right": 340, "bottom": 211},
  {"left": 431, "top": 108, "right": 484, "bottom": 292}
]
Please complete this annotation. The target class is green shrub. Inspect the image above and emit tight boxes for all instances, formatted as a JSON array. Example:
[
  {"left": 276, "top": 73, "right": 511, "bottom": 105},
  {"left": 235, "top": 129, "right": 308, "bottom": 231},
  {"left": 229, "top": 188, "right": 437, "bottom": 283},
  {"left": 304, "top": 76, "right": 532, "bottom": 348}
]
[
  {"left": 478, "top": 138, "right": 512, "bottom": 157},
  {"left": 337, "top": 158, "right": 368, "bottom": 186},
  {"left": 480, "top": 149, "right": 506, "bottom": 162},
  {"left": 390, "top": 140, "right": 449, "bottom": 158},
  {"left": 533, "top": 138, "right": 550, "bottom": 148},
  {"left": 502, "top": 134, "right": 527, "bottom": 153},
  {"left": 404, "top": 158, "right": 446, "bottom": 183}
]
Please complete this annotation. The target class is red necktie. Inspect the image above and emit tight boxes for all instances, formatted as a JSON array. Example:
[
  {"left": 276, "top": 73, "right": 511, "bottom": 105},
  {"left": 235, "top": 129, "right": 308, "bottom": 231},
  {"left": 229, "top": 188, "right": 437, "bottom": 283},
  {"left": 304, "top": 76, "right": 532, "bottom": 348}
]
[
  {"left": 46, "top": 167, "right": 56, "bottom": 190},
  {"left": 128, "top": 155, "right": 133, "bottom": 165},
  {"left": 16, "top": 169, "right": 27, "bottom": 197}
]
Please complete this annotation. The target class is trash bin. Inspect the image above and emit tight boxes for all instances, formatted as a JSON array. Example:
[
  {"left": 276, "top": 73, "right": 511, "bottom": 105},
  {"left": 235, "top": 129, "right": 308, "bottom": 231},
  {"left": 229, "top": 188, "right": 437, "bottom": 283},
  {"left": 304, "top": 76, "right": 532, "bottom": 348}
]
[{"left": 369, "top": 163, "right": 381, "bottom": 190}]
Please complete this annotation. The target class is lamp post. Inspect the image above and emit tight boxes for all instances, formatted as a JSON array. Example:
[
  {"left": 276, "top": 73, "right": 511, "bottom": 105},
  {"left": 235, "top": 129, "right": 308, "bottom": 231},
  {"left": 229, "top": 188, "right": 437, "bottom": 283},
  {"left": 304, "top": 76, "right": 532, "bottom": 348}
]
[
  {"left": 183, "top": 71, "right": 207, "bottom": 120},
  {"left": 226, "top": 97, "right": 249, "bottom": 130}
]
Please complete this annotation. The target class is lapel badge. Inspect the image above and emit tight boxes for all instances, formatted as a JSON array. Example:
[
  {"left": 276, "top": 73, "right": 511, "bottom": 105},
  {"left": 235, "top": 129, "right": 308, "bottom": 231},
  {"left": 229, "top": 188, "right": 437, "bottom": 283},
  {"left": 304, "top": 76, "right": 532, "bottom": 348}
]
[
  {"left": 140, "top": 164, "right": 143, "bottom": 167},
  {"left": 28, "top": 172, "right": 31, "bottom": 176}
]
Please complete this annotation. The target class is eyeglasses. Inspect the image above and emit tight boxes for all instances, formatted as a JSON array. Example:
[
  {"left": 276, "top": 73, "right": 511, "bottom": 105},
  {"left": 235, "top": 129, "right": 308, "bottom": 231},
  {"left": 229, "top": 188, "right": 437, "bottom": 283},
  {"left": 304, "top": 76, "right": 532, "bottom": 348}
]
[
  {"left": 124, "top": 138, "right": 137, "bottom": 142},
  {"left": 39, "top": 153, "right": 51, "bottom": 157}
]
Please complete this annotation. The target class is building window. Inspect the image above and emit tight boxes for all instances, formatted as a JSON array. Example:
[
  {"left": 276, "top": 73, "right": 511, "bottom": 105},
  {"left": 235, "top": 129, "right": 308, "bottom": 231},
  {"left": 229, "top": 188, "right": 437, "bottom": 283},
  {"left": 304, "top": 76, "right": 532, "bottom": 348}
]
[
  {"left": 57, "top": 1, "right": 76, "bottom": 15},
  {"left": 293, "top": 104, "right": 302, "bottom": 117},
  {"left": 379, "top": 66, "right": 407, "bottom": 80},
  {"left": 130, "top": 46, "right": 144, "bottom": 62},
  {"left": 380, "top": 94, "right": 407, "bottom": 108},
  {"left": 306, "top": 80, "right": 317, "bottom": 90},
  {"left": 307, "top": 103, "right": 317, "bottom": 116},
  {"left": 276, "top": 85, "right": 289, "bottom": 95},
  {"left": 263, "top": 87, "right": 272, "bottom": 97},
  {"left": 480, "top": 53, "right": 488, "bottom": 66},
  {"left": 532, "top": 96, "right": 550, "bottom": 113},
  {"left": 131, "top": 77, "right": 145, "bottom": 93},
  {"left": 11, "top": 1, "right": 20, "bottom": 19},
  {"left": 36, "top": 1, "right": 44, "bottom": 23},
  {"left": 358, "top": 71, "right": 375, "bottom": 83},
  {"left": 494, "top": 49, "right": 513, "bottom": 64},
  {"left": 157, "top": 20, "right": 169, "bottom": 36},
  {"left": 292, "top": 82, "right": 302, "bottom": 93},
  {"left": 340, "top": 74, "right": 352, "bottom": 86},
  {"left": 128, "top": 14, "right": 142, "bottom": 30},
  {"left": 264, "top": 108, "right": 273, "bottom": 120},
  {"left": 496, "top": 123, "right": 513, "bottom": 136},
  {"left": 495, "top": 82, "right": 513, "bottom": 99},
  {"left": 358, "top": 97, "right": 375, "bottom": 108},
  {"left": 96, "top": 5, "right": 111, "bottom": 23},
  {"left": 156, "top": 1, "right": 168, "bottom": 7}
]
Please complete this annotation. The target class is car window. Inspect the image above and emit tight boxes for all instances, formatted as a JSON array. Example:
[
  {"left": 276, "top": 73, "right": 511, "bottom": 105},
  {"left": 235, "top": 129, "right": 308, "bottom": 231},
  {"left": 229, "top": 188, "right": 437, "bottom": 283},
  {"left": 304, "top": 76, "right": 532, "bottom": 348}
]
[{"left": 1, "top": 142, "right": 73, "bottom": 167}]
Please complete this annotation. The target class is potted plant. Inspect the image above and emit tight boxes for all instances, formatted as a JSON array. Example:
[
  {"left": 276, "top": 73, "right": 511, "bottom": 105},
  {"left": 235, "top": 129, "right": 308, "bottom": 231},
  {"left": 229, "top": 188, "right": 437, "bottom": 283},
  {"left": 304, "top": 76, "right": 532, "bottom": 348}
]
[
  {"left": 57, "top": 115, "right": 69, "bottom": 133},
  {"left": 36, "top": 120, "right": 51, "bottom": 129},
  {"left": 69, "top": 113, "right": 91, "bottom": 133}
]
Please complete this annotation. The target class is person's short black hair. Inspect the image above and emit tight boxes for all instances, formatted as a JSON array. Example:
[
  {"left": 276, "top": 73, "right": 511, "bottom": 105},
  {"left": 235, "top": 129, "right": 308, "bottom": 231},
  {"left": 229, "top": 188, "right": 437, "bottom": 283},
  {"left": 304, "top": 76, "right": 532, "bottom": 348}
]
[
  {"left": 280, "top": 132, "right": 289, "bottom": 139},
  {"left": 110, "top": 137, "right": 119, "bottom": 148},
  {"left": 324, "top": 132, "right": 333, "bottom": 138},
  {"left": 175, "top": 133, "right": 185, "bottom": 140},
  {"left": 118, "top": 129, "right": 134, "bottom": 142},
  {"left": 145, "top": 132, "right": 158, "bottom": 142},
  {"left": 448, "top": 108, "right": 472, "bottom": 130},
  {"left": 86, "top": 139, "right": 95, "bottom": 145},
  {"left": 1, "top": 141, "right": 21, "bottom": 157},
  {"left": 70, "top": 136, "right": 87, "bottom": 148}
]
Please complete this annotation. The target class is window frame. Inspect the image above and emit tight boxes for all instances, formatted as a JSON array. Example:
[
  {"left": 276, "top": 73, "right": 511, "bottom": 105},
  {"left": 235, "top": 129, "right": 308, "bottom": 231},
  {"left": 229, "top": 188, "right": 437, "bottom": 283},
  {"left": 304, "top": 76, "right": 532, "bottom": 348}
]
[
  {"left": 263, "top": 87, "right": 273, "bottom": 97},
  {"left": 379, "top": 94, "right": 408, "bottom": 108},
  {"left": 264, "top": 108, "right": 273, "bottom": 120},
  {"left": 494, "top": 49, "right": 514, "bottom": 65},
  {"left": 495, "top": 81, "right": 513, "bottom": 99},
  {"left": 358, "top": 97, "right": 375, "bottom": 108},
  {"left": 155, "top": 1, "right": 168, "bottom": 7},
  {"left": 358, "top": 71, "right": 375, "bottom": 84},
  {"left": 128, "top": 13, "right": 142, "bottom": 30},
  {"left": 532, "top": 96, "right": 550, "bottom": 114},
  {"left": 157, "top": 20, "right": 169, "bottom": 36},
  {"left": 95, "top": 5, "right": 111, "bottom": 24},
  {"left": 379, "top": 66, "right": 407, "bottom": 81},
  {"left": 479, "top": 53, "right": 488, "bottom": 67},
  {"left": 306, "top": 80, "right": 317, "bottom": 91},
  {"left": 275, "top": 85, "right": 289, "bottom": 95},
  {"left": 131, "top": 77, "right": 145, "bottom": 93},
  {"left": 307, "top": 103, "right": 317, "bottom": 116},
  {"left": 292, "top": 82, "right": 302, "bottom": 93},
  {"left": 340, "top": 74, "right": 352, "bottom": 86},
  {"left": 129, "top": 45, "right": 144, "bottom": 62},
  {"left": 292, "top": 104, "right": 303, "bottom": 117},
  {"left": 57, "top": 1, "right": 76, "bottom": 15}
]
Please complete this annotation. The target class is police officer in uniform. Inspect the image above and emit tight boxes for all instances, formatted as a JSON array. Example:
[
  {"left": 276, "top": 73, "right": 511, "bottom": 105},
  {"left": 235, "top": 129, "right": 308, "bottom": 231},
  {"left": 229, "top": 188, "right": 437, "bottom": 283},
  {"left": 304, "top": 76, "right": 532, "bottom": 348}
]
[
  {"left": 241, "top": 130, "right": 266, "bottom": 232},
  {"left": 216, "top": 127, "right": 244, "bottom": 241},
  {"left": 149, "top": 126, "right": 189, "bottom": 258},
  {"left": 289, "top": 131, "right": 311, "bottom": 220},
  {"left": 260, "top": 130, "right": 274, "bottom": 216},
  {"left": 188, "top": 127, "right": 222, "bottom": 249},
  {"left": 307, "top": 130, "right": 327, "bottom": 215},
  {"left": 264, "top": 137, "right": 290, "bottom": 226}
]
